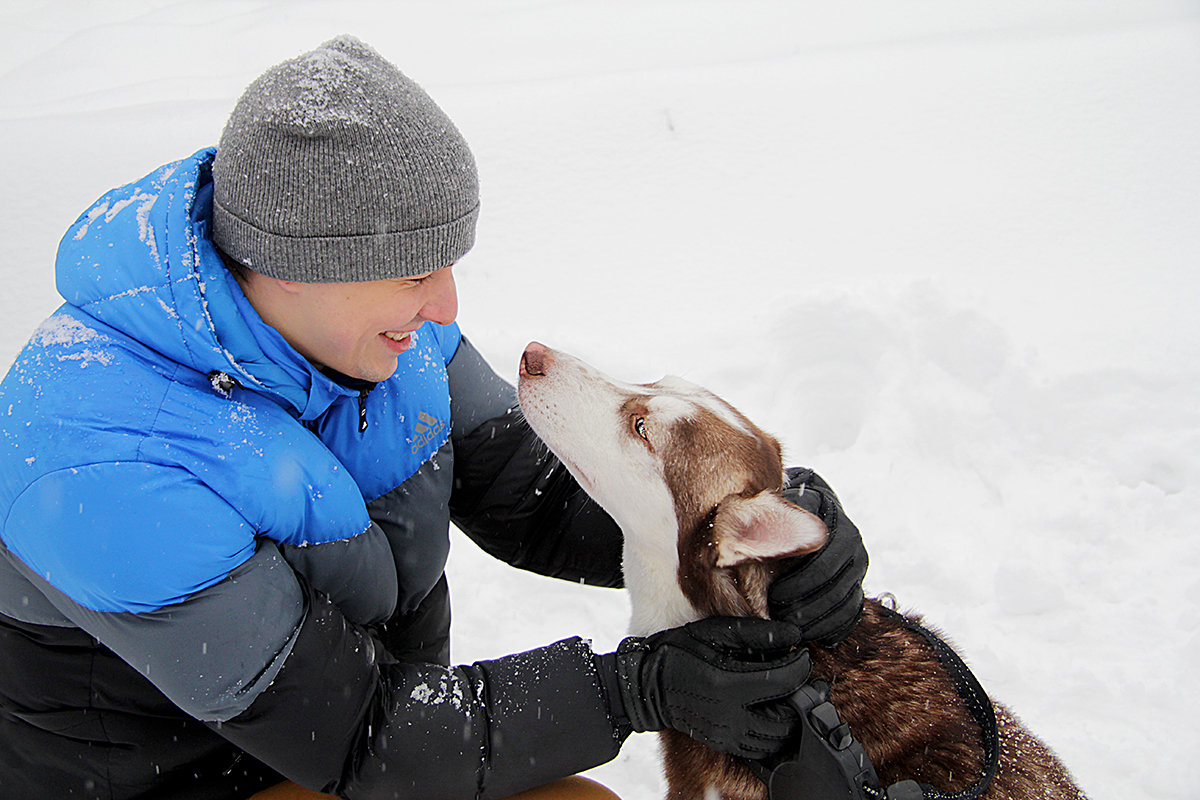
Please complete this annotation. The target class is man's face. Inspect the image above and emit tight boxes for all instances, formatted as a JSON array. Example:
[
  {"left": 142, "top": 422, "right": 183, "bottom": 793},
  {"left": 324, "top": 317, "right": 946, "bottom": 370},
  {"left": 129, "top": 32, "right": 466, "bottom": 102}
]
[{"left": 252, "top": 265, "right": 458, "bottom": 383}]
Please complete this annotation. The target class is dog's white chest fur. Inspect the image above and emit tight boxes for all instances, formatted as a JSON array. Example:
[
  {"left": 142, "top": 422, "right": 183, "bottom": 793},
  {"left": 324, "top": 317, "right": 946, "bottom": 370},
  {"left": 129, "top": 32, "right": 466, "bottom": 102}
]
[{"left": 622, "top": 539, "right": 702, "bottom": 636}]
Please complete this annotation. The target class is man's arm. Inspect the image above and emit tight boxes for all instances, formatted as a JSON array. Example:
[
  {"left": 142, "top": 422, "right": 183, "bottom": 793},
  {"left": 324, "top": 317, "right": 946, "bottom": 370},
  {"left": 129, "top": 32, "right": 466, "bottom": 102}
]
[
  {"left": 215, "top": 576, "right": 625, "bottom": 798},
  {"left": 447, "top": 337, "right": 625, "bottom": 587},
  {"left": 4, "top": 469, "right": 625, "bottom": 798}
]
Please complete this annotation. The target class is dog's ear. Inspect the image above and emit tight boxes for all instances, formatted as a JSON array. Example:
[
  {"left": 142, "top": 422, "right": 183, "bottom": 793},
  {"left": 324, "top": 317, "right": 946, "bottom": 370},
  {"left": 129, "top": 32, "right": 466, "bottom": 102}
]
[{"left": 712, "top": 491, "right": 828, "bottom": 567}]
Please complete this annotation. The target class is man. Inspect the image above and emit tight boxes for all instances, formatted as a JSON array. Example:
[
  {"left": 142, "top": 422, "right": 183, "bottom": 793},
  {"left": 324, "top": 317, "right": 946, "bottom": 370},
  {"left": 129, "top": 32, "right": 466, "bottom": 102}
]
[{"left": 0, "top": 36, "right": 867, "bottom": 799}]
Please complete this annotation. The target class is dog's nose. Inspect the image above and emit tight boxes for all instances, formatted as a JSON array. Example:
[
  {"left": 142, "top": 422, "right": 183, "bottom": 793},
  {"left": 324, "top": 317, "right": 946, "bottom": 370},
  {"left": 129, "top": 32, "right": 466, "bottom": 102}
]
[{"left": 521, "top": 341, "right": 551, "bottom": 378}]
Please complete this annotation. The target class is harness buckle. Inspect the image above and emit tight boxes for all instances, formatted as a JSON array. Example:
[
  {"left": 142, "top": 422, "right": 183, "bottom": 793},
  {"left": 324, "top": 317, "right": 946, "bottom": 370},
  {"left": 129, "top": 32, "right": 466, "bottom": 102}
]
[
  {"left": 883, "top": 780, "right": 925, "bottom": 800},
  {"left": 763, "top": 680, "right": 882, "bottom": 800}
]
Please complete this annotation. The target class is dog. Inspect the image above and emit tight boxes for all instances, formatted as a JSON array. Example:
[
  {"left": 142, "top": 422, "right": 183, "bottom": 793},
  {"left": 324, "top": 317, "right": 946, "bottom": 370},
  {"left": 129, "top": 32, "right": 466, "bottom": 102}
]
[{"left": 517, "top": 342, "right": 1088, "bottom": 800}]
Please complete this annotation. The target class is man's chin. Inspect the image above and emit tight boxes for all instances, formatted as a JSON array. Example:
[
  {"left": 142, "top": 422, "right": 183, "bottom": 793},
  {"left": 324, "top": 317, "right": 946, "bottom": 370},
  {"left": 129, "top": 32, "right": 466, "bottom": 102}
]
[
  {"left": 330, "top": 356, "right": 398, "bottom": 384},
  {"left": 361, "top": 361, "right": 399, "bottom": 383}
]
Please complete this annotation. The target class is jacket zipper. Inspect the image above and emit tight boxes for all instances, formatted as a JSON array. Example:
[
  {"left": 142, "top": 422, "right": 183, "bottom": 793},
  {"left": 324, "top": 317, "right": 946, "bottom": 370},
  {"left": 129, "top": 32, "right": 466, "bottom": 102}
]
[{"left": 357, "top": 387, "right": 370, "bottom": 432}]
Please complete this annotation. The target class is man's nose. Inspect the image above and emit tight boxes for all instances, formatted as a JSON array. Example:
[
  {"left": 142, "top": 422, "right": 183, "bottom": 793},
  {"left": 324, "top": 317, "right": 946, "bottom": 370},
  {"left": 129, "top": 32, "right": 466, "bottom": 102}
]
[{"left": 420, "top": 267, "right": 458, "bottom": 326}]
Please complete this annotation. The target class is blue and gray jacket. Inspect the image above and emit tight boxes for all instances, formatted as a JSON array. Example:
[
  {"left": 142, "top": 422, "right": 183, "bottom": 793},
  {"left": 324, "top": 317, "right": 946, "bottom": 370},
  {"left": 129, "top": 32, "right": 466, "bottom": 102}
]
[{"left": 0, "top": 149, "right": 626, "bottom": 799}]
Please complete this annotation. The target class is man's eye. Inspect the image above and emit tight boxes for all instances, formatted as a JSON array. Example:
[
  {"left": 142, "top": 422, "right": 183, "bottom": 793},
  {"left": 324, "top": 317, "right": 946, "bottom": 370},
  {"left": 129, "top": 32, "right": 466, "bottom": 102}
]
[{"left": 634, "top": 417, "right": 648, "bottom": 440}]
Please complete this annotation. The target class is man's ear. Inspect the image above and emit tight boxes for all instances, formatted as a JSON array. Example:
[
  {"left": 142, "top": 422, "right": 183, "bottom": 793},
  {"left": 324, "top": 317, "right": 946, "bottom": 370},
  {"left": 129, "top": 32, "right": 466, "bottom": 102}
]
[
  {"left": 270, "top": 276, "right": 305, "bottom": 295},
  {"left": 713, "top": 490, "right": 828, "bottom": 567}
]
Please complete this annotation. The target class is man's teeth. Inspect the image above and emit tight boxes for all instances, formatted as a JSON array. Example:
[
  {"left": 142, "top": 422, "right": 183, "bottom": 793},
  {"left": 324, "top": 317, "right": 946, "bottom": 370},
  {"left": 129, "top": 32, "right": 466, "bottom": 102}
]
[{"left": 384, "top": 331, "right": 411, "bottom": 342}]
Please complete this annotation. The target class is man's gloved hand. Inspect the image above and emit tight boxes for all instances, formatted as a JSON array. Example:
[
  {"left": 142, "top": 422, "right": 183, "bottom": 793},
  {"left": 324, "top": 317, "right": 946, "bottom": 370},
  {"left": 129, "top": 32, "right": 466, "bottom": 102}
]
[
  {"left": 600, "top": 617, "right": 809, "bottom": 759},
  {"left": 769, "top": 467, "right": 869, "bottom": 646}
]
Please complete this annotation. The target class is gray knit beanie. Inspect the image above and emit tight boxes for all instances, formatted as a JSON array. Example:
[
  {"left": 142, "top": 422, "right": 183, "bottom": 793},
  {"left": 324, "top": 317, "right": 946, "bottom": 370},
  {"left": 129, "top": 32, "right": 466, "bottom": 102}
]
[{"left": 212, "top": 35, "right": 479, "bottom": 282}]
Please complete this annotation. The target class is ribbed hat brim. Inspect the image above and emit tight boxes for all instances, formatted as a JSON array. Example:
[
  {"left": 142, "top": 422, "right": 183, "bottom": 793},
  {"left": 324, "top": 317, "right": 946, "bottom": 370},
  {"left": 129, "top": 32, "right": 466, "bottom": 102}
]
[{"left": 213, "top": 198, "right": 478, "bottom": 282}]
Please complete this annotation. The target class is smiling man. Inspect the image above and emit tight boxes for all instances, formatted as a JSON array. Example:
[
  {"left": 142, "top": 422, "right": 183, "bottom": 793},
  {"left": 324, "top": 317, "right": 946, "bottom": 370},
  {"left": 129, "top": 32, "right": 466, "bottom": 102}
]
[{"left": 0, "top": 36, "right": 865, "bottom": 800}]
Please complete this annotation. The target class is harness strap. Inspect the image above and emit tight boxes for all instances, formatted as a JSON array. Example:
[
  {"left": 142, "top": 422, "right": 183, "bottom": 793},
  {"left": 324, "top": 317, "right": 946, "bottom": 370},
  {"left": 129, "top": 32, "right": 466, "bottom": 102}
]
[{"left": 875, "top": 606, "right": 1000, "bottom": 800}]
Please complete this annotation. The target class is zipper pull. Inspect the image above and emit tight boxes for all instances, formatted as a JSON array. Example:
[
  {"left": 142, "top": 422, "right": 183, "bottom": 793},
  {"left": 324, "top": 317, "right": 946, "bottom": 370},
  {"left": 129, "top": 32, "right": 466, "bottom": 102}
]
[
  {"left": 207, "top": 371, "right": 241, "bottom": 399},
  {"left": 357, "top": 387, "right": 369, "bottom": 432}
]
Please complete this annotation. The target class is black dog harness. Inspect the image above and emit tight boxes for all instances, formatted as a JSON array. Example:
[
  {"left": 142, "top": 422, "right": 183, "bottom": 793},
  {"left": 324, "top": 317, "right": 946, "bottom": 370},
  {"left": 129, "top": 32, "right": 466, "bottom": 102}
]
[{"left": 749, "top": 607, "right": 1001, "bottom": 800}]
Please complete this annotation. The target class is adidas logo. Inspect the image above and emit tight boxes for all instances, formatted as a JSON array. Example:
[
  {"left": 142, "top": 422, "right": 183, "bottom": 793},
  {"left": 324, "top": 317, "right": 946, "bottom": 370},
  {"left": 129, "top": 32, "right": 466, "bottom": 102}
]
[{"left": 411, "top": 410, "right": 446, "bottom": 453}]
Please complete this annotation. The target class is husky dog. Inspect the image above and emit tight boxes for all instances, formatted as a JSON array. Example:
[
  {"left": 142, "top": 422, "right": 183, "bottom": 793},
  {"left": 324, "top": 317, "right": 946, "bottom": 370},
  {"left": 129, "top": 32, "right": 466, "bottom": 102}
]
[{"left": 517, "top": 342, "right": 1087, "bottom": 800}]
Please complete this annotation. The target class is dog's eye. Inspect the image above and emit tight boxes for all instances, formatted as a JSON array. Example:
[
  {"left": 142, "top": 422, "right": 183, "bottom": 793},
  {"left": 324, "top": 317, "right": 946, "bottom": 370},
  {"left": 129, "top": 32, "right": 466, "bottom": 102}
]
[{"left": 634, "top": 417, "right": 648, "bottom": 441}]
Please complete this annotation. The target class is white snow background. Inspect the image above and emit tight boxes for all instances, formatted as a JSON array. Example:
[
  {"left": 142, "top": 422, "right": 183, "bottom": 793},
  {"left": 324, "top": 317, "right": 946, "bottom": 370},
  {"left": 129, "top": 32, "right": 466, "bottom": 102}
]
[{"left": 2, "top": 2, "right": 1197, "bottom": 798}]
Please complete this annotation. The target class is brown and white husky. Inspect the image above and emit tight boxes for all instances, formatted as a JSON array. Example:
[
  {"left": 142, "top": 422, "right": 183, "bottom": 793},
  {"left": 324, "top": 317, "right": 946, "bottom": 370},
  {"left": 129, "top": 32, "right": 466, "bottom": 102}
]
[{"left": 516, "top": 342, "right": 1087, "bottom": 800}]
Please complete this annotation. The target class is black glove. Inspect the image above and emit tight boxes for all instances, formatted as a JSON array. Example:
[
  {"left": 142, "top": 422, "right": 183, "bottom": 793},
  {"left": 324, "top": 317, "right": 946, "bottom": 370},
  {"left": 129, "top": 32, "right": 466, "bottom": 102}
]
[
  {"left": 599, "top": 617, "right": 809, "bottom": 759},
  {"left": 769, "top": 467, "right": 869, "bottom": 646}
]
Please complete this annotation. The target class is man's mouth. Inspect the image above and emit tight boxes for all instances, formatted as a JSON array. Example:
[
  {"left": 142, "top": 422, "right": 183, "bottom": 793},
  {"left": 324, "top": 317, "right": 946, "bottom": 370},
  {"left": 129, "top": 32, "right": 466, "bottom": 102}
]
[{"left": 381, "top": 330, "right": 414, "bottom": 352}]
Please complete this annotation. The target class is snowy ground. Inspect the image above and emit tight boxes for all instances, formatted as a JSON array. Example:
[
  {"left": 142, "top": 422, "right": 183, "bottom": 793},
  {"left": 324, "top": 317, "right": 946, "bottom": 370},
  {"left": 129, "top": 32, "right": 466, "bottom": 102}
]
[{"left": 3, "top": 2, "right": 1198, "bottom": 798}]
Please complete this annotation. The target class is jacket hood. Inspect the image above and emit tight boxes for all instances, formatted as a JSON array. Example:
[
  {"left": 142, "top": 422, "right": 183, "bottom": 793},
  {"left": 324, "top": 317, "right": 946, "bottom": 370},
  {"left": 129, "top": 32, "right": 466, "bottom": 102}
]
[{"left": 54, "top": 148, "right": 351, "bottom": 419}]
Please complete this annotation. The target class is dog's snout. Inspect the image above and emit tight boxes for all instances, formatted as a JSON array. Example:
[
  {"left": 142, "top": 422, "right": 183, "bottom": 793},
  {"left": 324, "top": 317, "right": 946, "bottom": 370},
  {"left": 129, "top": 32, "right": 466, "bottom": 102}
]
[{"left": 520, "top": 341, "right": 551, "bottom": 378}]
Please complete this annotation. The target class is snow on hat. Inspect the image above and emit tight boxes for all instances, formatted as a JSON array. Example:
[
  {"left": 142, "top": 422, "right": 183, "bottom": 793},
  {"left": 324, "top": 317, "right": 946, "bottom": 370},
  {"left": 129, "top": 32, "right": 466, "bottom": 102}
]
[{"left": 212, "top": 35, "right": 479, "bottom": 282}]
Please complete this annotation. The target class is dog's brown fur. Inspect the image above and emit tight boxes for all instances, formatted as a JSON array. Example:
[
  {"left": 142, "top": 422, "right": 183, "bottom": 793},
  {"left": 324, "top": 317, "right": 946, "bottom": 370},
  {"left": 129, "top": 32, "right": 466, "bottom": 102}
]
[{"left": 661, "top": 417, "right": 1087, "bottom": 800}]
